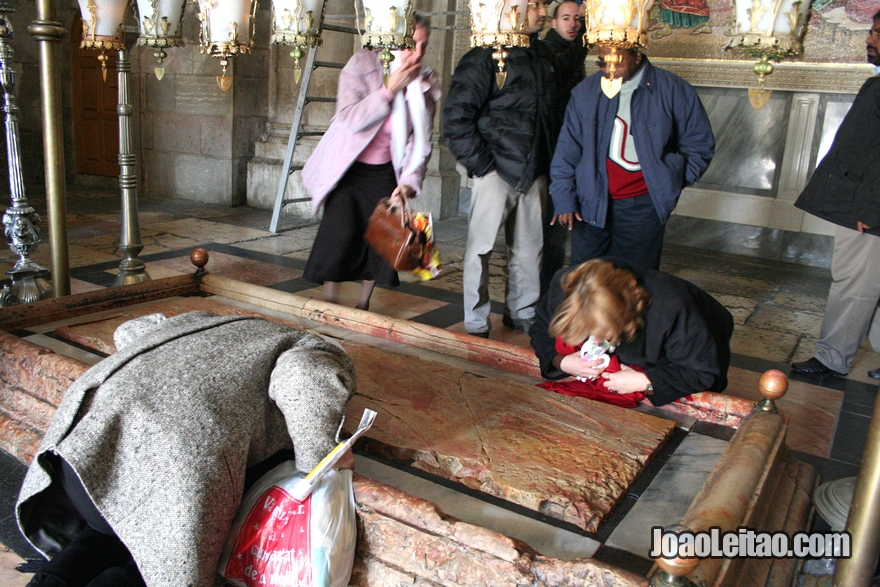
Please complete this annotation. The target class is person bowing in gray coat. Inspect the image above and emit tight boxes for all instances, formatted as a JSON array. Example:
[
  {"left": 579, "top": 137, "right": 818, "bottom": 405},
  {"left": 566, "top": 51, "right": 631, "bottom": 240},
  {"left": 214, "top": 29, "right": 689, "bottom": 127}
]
[{"left": 17, "top": 311, "right": 356, "bottom": 587}]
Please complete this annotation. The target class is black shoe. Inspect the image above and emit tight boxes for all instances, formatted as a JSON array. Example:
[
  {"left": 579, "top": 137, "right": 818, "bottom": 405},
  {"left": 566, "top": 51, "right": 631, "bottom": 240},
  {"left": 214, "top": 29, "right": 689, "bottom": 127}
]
[
  {"left": 502, "top": 314, "right": 535, "bottom": 334},
  {"left": 469, "top": 331, "right": 490, "bottom": 339},
  {"left": 791, "top": 357, "right": 845, "bottom": 377},
  {"left": 869, "top": 368, "right": 880, "bottom": 380}
]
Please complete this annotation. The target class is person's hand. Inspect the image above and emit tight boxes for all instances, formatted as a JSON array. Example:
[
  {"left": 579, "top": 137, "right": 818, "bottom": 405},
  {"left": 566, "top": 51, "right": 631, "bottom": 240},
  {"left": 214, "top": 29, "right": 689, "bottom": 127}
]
[
  {"left": 601, "top": 364, "right": 651, "bottom": 394},
  {"left": 551, "top": 212, "right": 583, "bottom": 230},
  {"left": 560, "top": 353, "right": 607, "bottom": 379},
  {"left": 336, "top": 448, "right": 355, "bottom": 470},
  {"left": 386, "top": 54, "right": 422, "bottom": 94},
  {"left": 390, "top": 184, "right": 414, "bottom": 207},
  {"left": 858, "top": 221, "right": 872, "bottom": 233}
]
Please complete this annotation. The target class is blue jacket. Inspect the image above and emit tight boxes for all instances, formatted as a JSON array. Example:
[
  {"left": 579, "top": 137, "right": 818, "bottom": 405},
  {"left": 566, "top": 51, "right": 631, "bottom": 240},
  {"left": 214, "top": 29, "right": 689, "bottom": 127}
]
[{"left": 549, "top": 58, "right": 714, "bottom": 226}]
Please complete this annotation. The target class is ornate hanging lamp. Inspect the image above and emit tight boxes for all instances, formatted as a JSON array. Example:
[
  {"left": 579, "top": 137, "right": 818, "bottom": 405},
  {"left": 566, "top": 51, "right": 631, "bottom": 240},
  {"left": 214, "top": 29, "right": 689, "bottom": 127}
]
[
  {"left": 271, "top": 0, "right": 327, "bottom": 83},
  {"left": 135, "top": 0, "right": 186, "bottom": 80},
  {"left": 584, "top": 0, "right": 654, "bottom": 98},
  {"left": 77, "top": 0, "right": 129, "bottom": 80},
  {"left": 727, "top": 0, "right": 813, "bottom": 109},
  {"left": 357, "top": 0, "right": 415, "bottom": 83},
  {"left": 195, "top": 0, "right": 259, "bottom": 91},
  {"left": 469, "top": 0, "right": 530, "bottom": 89}
]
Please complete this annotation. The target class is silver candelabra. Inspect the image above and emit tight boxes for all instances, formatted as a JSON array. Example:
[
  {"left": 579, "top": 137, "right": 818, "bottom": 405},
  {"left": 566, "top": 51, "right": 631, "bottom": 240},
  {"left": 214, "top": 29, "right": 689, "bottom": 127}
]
[{"left": 0, "top": 1, "right": 52, "bottom": 306}]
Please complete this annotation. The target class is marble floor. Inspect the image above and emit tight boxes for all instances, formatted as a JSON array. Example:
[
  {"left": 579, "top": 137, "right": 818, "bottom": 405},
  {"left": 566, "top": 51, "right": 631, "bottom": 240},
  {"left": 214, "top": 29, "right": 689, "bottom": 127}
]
[{"left": 0, "top": 186, "right": 877, "bottom": 582}]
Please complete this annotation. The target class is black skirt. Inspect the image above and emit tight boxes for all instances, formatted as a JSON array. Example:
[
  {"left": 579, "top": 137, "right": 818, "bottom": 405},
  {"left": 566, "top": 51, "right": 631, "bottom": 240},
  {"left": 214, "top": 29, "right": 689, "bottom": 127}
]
[{"left": 304, "top": 161, "right": 400, "bottom": 286}]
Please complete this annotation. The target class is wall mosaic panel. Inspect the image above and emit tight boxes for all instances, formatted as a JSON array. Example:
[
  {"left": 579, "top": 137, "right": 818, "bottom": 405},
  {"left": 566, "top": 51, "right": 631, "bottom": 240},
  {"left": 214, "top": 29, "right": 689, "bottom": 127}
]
[{"left": 640, "top": 0, "right": 877, "bottom": 91}]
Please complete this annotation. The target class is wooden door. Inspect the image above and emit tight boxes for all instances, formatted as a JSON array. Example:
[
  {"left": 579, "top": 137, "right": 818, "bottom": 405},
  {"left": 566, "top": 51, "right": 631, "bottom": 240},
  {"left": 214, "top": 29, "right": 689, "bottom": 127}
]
[{"left": 70, "top": 22, "right": 120, "bottom": 177}]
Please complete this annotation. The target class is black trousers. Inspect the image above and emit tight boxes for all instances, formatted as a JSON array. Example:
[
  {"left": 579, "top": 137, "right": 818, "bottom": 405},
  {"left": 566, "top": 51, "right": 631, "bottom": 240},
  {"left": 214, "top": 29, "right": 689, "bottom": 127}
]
[
  {"left": 26, "top": 455, "right": 145, "bottom": 587},
  {"left": 26, "top": 528, "right": 144, "bottom": 587}
]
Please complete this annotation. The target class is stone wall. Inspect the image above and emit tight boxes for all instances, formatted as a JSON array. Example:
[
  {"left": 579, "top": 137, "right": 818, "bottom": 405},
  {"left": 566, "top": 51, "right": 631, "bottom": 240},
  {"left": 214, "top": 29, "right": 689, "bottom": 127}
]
[
  {"left": 136, "top": 2, "right": 271, "bottom": 206},
  {"left": 0, "top": 330, "right": 87, "bottom": 463},
  {"left": 2, "top": 1, "right": 77, "bottom": 196}
]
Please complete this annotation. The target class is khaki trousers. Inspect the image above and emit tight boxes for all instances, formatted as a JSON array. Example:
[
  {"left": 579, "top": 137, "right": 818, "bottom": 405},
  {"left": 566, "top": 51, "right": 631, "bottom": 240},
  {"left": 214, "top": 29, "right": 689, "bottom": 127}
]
[
  {"left": 816, "top": 224, "right": 880, "bottom": 373},
  {"left": 462, "top": 171, "right": 545, "bottom": 334}
]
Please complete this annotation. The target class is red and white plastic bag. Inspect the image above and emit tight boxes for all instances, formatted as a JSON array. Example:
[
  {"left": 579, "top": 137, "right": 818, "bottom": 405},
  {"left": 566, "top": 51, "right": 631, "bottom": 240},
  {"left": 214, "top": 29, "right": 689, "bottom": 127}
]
[{"left": 218, "top": 463, "right": 356, "bottom": 587}]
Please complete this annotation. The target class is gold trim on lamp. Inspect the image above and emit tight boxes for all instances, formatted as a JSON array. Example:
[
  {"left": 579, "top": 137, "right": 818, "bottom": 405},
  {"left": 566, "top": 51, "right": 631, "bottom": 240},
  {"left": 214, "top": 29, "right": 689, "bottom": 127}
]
[
  {"left": 136, "top": 0, "right": 186, "bottom": 79},
  {"left": 271, "top": 0, "right": 326, "bottom": 83},
  {"left": 78, "top": 0, "right": 127, "bottom": 81},
  {"left": 469, "top": 0, "right": 530, "bottom": 89},
  {"left": 196, "top": 0, "right": 258, "bottom": 91},
  {"left": 726, "top": 0, "right": 812, "bottom": 109},
  {"left": 584, "top": 0, "right": 653, "bottom": 98}
]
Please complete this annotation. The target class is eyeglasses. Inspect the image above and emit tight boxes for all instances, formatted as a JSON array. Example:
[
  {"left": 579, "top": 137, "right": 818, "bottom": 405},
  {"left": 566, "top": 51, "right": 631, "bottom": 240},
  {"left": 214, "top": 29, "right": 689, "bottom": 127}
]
[{"left": 595, "top": 58, "right": 607, "bottom": 67}]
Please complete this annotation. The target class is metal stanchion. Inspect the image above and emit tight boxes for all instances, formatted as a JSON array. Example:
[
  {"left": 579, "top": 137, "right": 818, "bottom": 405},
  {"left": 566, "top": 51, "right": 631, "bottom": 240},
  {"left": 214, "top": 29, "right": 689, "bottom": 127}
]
[
  {"left": 0, "top": 1, "right": 52, "bottom": 305},
  {"left": 113, "top": 42, "right": 149, "bottom": 286},
  {"left": 28, "top": 0, "right": 70, "bottom": 298}
]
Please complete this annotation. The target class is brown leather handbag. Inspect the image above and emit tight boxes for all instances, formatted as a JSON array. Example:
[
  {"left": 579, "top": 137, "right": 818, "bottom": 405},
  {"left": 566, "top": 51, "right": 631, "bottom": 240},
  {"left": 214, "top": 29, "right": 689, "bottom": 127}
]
[{"left": 364, "top": 198, "right": 424, "bottom": 271}]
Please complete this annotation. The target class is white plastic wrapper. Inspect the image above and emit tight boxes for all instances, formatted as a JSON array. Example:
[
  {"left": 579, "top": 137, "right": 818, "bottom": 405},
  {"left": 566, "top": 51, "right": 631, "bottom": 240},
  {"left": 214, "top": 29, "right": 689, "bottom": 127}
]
[{"left": 218, "top": 462, "right": 357, "bottom": 587}]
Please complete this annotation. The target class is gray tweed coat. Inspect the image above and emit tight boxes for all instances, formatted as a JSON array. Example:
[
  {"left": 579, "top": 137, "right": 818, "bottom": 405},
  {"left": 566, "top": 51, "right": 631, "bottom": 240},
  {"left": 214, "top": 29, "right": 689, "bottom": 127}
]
[{"left": 17, "top": 311, "right": 356, "bottom": 587}]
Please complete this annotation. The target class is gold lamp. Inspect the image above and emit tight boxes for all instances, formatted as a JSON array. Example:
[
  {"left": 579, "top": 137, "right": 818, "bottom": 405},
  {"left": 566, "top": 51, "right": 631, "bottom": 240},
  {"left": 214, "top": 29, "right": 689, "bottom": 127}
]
[
  {"left": 135, "top": 0, "right": 186, "bottom": 80},
  {"left": 77, "top": 0, "right": 129, "bottom": 80},
  {"left": 469, "top": 0, "right": 530, "bottom": 89},
  {"left": 584, "top": 0, "right": 654, "bottom": 98},
  {"left": 728, "top": 0, "right": 813, "bottom": 109},
  {"left": 357, "top": 0, "right": 415, "bottom": 82},
  {"left": 195, "top": 0, "right": 259, "bottom": 91},
  {"left": 271, "top": 0, "right": 327, "bottom": 83}
]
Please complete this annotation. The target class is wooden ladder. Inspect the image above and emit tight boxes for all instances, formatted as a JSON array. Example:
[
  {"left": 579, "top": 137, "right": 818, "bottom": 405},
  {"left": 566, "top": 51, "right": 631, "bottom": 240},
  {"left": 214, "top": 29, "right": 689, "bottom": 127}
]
[{"left": 269, "top": 23, "right": 360, "bottom": 234}]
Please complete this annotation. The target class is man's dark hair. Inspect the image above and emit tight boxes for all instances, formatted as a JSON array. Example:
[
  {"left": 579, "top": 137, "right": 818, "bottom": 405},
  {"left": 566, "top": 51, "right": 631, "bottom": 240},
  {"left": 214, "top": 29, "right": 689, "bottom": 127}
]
[
  {"left": 552, "top": 0, "right": 579, "bottom": 18},
  {"left": 414, "top": 12, "right": 431, "bottom": 29},
  {"left": 873, "top": 8, "right": 880, "bottom": 21}
]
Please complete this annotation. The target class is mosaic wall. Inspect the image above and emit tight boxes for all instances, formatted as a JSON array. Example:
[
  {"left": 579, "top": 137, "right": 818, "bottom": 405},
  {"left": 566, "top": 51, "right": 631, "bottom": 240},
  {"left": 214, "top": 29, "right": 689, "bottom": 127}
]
[{"left": 644, "top": 0, "right": 878, "bottom": 64}]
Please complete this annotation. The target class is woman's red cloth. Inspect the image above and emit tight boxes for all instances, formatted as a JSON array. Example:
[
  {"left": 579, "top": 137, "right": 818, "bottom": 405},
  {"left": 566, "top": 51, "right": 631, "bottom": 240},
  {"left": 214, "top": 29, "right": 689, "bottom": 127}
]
[{"left": 537, "top": 337, "right": 647, "bottom": 408}]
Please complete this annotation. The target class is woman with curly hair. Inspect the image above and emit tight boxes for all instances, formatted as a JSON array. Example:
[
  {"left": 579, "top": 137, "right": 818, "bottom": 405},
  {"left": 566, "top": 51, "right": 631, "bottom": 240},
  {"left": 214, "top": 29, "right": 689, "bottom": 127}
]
[{"left": 530, "top": 258, "right": 734, "bottom": 406}]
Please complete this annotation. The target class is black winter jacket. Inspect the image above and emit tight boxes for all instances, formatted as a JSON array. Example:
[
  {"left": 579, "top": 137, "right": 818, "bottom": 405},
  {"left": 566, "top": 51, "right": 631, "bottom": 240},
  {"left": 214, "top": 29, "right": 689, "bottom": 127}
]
[
  {"left": 795, "top": 75, "right": 880, "bottom": 235},
  {"left": 441, "top": 42, "right": 557, "bottom": 194},
  {"left": 540, "top": 24, "right": 588, "bottom": 129},
  {"left": 530, "top": 260, "right": 733, "bottom": 406}
]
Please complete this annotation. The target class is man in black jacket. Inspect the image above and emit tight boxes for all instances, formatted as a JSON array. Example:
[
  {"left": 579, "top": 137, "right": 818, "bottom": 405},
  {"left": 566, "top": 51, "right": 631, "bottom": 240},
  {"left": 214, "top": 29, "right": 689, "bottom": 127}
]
[
  {"left": 791, "top": 10, "right": 880, "bottom": 380},
  {"left": 442, "top": 0, "right": 558, "bottom": 337},
  {"left": 539, "top": 0, "right": 589, "bottom": 294}
]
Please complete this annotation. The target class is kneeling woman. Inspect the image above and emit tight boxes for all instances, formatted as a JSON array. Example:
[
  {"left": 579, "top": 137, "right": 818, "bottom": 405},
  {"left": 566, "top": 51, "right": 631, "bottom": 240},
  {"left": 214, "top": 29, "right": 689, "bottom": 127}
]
[{"left": 530, "top": 258, "right": 734, "bottom": 406}]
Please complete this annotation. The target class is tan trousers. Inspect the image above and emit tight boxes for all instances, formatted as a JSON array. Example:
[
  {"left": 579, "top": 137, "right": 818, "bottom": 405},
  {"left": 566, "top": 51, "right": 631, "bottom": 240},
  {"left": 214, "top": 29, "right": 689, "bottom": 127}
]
[
  {"left": 462, "top": 171, "right": 546, "bottom": 334},
  {"left": 815, "top": 224, "right": 880, "bottom": 373}
]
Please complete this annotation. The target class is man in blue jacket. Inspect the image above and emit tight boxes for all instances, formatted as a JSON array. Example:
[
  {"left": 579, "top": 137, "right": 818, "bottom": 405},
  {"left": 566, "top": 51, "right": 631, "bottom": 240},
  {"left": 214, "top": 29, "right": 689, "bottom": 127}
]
[{"left": 549, "top": 47, "right": 714, "bottom": 270}]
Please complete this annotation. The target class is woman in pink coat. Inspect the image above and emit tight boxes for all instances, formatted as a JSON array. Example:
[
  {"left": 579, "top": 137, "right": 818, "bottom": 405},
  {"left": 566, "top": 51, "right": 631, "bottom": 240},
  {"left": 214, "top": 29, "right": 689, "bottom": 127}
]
[{"left": 301, "top": 14, "right": 440, "bottom": 310}]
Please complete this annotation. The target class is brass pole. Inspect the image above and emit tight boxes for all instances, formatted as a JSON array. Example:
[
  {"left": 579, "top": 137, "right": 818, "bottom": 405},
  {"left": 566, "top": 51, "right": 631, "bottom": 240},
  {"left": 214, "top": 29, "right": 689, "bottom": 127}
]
[
  {"left": 113, "top": 46, "right": 149, "bottom": 286},
  {"left": 28, "top": 0, "right": 70, "bottom": 297},
  {"left": 834, "top": 395, "right": 880, "bottom": 586}
]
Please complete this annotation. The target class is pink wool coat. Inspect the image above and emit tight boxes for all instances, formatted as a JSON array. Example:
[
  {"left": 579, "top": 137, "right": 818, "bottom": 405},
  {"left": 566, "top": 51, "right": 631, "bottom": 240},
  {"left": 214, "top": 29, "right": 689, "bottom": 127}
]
[{"left": 302, "top": 49, "right": 441, "bottom": 216}]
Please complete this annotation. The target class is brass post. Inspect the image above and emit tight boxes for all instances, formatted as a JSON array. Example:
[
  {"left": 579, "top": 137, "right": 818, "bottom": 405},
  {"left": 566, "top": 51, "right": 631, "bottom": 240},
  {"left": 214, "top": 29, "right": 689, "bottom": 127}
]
[
  {"left": 833, "top": 394, "right": 880, "bottom": 586},
  {"left": 28, "top": 0, "right": 70, "bottom": 297},
  {"left": 113, "top": 45, "right": 150, "bottom": 287}
]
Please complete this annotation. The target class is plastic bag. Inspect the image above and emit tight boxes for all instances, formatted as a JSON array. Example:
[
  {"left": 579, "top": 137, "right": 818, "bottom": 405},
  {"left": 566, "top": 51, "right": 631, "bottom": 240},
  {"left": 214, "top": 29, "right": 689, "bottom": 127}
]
[
  {"left": 410, "top": 212, "right": 441, "bottom": 281},
  {"left": 218, "top": 462, "right": 356, "bottom": 587}
]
